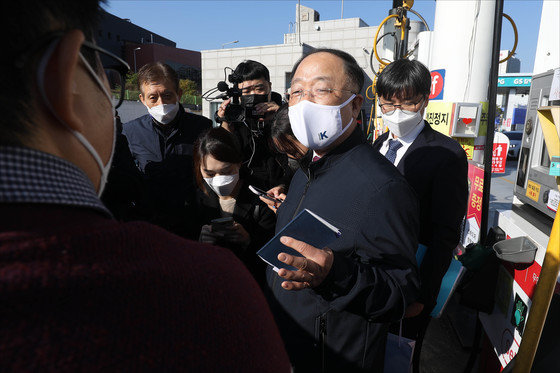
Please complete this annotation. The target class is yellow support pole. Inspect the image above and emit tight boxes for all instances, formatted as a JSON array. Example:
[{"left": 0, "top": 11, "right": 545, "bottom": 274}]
[{"left": 513, "top": 106, "right": 560, "bottom": 373}]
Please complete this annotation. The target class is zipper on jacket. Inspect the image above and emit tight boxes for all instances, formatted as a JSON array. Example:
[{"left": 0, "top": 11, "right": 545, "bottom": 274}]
[
  {"left": 319, "top": 314, "right": 327, "bottom": 373},
  {"left": 291, "top": 168, "right": 311, "bottom": 220},
  {"left": 271, "top": 169, "right": 311, "bottom": 291}
]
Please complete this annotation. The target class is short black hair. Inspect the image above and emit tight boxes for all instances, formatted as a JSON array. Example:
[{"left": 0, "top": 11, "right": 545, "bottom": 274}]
[
  {"left": 291, "top": 48, "right": 364, "bottom": 92},
  {"left": 193, "top": 127, "right": 243, "bottom": 193},
  {"left": 138, "top": 62, "right": 179, "bottom": 94},
  {"left": 270, "top": 104, "right": 306, "bottom": 159},
  {"left": 234, "top": 60, "right": 270, "bottom": 82},
  {"left": 376, "top": 59, "right": 431, "bottom": 100},
  {"left": 1, "top": 0, "right": 106, "bottom": 146}
]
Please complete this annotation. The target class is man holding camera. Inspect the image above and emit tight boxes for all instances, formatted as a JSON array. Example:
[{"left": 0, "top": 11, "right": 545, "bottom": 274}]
[
  {"left": 215, "top": 60, "right": 288, "bottom": 190},
  {"left": 122, "top": 62, "right": 211, "bottom": 238}
]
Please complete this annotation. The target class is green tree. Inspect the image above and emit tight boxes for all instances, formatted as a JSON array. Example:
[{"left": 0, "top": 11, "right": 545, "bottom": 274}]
[
  {"left": 125, "top": 72, "right": 138, "bottom": 91},
  {"left": 179, "top": 79, "right": 198, "bottom": 96}
]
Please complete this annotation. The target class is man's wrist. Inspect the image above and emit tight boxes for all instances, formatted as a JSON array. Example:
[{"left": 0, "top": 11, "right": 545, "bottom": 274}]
[{"left": 214, "top": 110, "right": 224, "bottom": 124}]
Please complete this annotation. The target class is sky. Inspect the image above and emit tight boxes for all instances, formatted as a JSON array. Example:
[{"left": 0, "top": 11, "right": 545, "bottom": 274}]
[{"left": 103, "top": 0, "right": 544, "bottom": 73}]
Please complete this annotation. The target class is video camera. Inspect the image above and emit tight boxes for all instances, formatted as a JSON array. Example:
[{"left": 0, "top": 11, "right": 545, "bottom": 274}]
[
  {"left": 216, "top": 72, "right": 246, "bottom": 123},
  {"left": 215, "top": 72, "right": 268, "bottom": 123}
]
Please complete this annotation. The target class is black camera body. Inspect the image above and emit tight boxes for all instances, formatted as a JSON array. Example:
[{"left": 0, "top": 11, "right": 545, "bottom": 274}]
[
  {"left": 217, "top": 73, "right": 245, "bottom": 123},
  {"left": 216, "top": 73, "right": 267, "bottom": 123}
]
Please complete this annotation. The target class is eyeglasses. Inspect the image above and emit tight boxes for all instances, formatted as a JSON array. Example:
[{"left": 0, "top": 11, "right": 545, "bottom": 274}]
[
  {"left": 80, "top": 39, "right": 130, "bottom": 109},
  {"left": 378, "top": 97, "right": 425, "bottom": 115},
  {"left": 14, "top": 31, "right": 130, "bottom": 110},
  {"left": 286, "top": 87, "right": 356, "bottom": 104}
]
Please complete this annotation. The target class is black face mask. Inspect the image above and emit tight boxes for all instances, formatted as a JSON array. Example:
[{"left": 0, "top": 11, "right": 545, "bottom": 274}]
[{"left": 241, "top": 94, "right": 268, "bottom": 108}]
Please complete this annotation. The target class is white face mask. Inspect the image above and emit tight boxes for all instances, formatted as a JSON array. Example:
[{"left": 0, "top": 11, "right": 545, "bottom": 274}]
[
  {"left": 288, "top": 94, "right": 356, "bottom": 150},
  {"left": 38, "top": 40, "right": 116, "bottom": 197},
  {"left": 382, "top": 108, "right": 424, "bottom": 138},
  {"left": 147, "top": 102, "right": 180, "bottom": 124},
  {"left": 204, "top": 173, "right": 239, "bottom": 197}
]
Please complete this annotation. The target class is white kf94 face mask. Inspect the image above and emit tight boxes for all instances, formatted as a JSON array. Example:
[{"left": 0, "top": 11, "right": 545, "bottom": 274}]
[
  {"left": 288, "top": 94, "right": 356, "bottom": 151},
  {"left": 204, "top": 173, "right": 240, "bottom": 197},
  {"left": 381, "top": 108, "right": 424, "bottom": 138},
  {"left": 147, "top": 102, "right": 180, "bottom": 124}
]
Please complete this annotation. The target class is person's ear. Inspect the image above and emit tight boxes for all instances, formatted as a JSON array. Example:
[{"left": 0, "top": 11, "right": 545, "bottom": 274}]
[
  {"left": 422, "top": 96, "right": 430, "bottom": 110},
  {"left": 43, "top": 29, "right": 85, "bottom": 132},
  {"left": 177, "top": 88, "right": 183, "bottom": 100},
  {"left": 139, "top": 92, "right": 145, "bottom": 105},
  {"left": 351, "top": 94, "right": 364, "bottom": 118},
  {"left": 420, "top": 96, "right": 430, "bottom": 116}
]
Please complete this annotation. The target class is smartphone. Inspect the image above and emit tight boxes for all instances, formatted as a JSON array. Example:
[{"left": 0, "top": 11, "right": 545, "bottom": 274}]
[{"left": 249, "top": 185, "right": 284, "bottom": 203}]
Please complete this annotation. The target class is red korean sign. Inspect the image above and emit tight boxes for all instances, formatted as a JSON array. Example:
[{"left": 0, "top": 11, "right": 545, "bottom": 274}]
[{"left": 467, "top": 162, "right": 484, "bottom": 227}]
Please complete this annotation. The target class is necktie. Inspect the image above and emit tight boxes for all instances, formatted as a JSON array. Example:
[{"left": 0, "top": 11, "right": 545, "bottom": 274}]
[
  {"left": 385, "top": 139, "right": 402, "bottom": 164},
  {"left": 312, "top": 155, "right": 321, "bottom": 162}
]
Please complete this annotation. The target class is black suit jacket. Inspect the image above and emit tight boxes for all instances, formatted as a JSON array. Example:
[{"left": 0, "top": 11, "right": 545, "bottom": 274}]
[{"left": 373, "top": 123, "right": 468, "bottom": 309}]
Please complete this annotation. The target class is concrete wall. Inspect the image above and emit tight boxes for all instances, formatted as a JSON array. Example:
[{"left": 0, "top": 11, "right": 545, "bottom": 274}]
[{"left": 201, "top": 4, "right": 425, "bottom": 120}]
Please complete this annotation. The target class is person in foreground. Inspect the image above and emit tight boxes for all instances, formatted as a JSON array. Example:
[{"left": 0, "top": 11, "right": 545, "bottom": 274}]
[
  {"left": 372, "top": 59, "right": 468, "bottom": 369},
  {"left": 266, "top": 48, "right": 421, "bottom": 372},
  {"left": 0, "top": 1, "right": 290, "bottom": 371}
]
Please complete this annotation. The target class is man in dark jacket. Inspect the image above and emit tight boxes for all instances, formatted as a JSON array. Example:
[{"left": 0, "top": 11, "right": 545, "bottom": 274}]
[
  {"left": 372, "top": 59, "right": 468, "bottom": 369},
  {"left": 122, "top": 62, "right": 212, "bottom": 238},
  {"left": 215, "top": 60, "right": 289, "bottom": 190},
  {"left": 267, "top": 49, "right": 421, "bottom": 372},
  {"left": 0, "top": 1, "right": 290, "bottom": 371}
]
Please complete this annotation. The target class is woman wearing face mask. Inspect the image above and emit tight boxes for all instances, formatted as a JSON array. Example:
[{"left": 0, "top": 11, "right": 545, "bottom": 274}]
[{"left": 194, "top": 127, "right": 276, "bottom": 285}]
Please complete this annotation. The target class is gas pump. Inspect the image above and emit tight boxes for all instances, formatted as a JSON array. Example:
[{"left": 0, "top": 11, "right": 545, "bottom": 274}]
[{"left": 367, "top": 0, "right": 560, "bottom": 371}]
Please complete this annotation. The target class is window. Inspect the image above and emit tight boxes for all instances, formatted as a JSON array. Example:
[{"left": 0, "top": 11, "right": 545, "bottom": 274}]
[{"left": 505, "top": 132, "right": 523, "bottom": 141}]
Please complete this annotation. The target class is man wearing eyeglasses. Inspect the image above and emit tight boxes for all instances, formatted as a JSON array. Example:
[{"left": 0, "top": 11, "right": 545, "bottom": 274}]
[
  {"left": 265, "top": 49, "right": 420, "bottom": 372},
  {"left": 215, "top": 60, "right": 289, "bottom": 190},
  {"left": 0, "top": 1, "right": 291, "bottom": 371},
  {"left": 372, "top": 59, "right": 468, "bottom": 366}
]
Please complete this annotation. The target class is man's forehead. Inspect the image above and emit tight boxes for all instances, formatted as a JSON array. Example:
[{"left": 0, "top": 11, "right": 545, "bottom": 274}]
[
  {"left": 142, "top": 80, "right": 176, "bottom": 94},
  {"left": 382, "top": 91, "right": 423, "bottom": 102},
  {"left": 293, "top": 52, "right": 344, "bottom": 84}
]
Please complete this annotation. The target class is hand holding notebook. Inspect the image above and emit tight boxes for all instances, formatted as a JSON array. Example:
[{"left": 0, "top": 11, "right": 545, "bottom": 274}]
[{"left": 257, "top": 209, "right": 341, "bottom": 290}]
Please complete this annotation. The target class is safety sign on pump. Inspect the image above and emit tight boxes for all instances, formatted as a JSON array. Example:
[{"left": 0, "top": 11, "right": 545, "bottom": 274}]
[
  {"left": 429, "top": 69, "right": 445, "bottom": 100},
  {"left": 492, "top": 132, "right": 510, "bottom": 173}
]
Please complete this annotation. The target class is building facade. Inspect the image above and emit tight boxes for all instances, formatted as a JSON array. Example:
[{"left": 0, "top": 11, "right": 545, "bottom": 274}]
[
  {"left": 201, "top": 4, "right": 426, "bottom": 122},
  {"left": 97, "top": 10, "right": 201, "bottom": 85}
]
